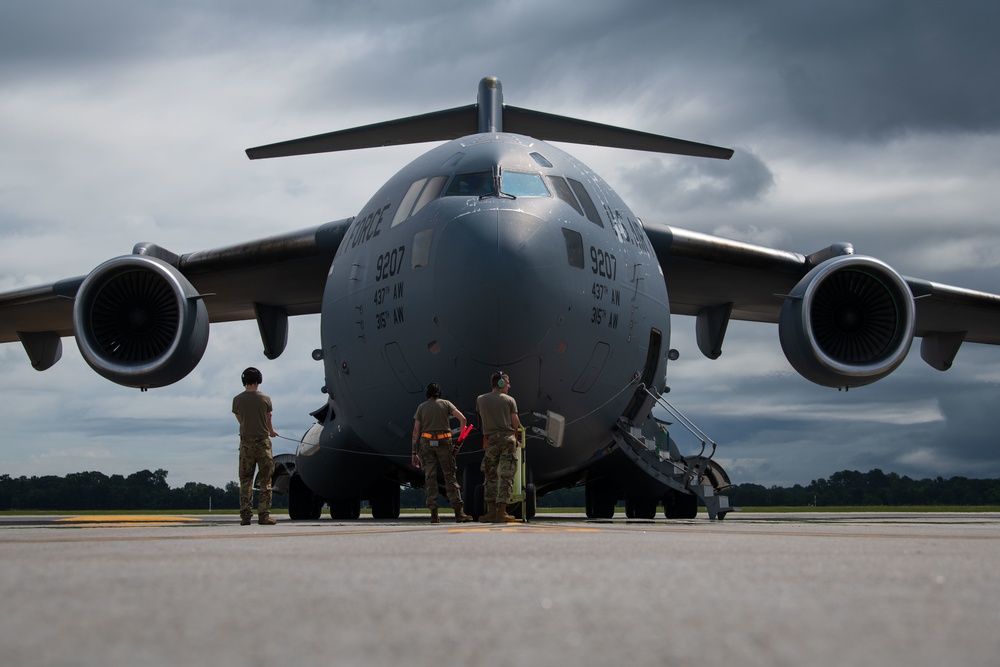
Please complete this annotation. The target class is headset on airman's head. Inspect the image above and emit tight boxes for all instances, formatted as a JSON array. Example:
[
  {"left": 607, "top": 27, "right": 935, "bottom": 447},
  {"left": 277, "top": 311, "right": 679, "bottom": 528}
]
[
  {"left": 493, "top": 371, "right": 507, "bottom": 389},
  {"left": 242, "top": 367, "right": 263, "bottom": 386}
]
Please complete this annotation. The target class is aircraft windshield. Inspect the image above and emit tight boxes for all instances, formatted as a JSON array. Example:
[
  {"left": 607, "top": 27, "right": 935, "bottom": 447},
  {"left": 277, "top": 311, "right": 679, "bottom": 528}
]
[
  {"left": 444, "top": 170, "right": 550, "bottom": 198},
  {"left": 445, "top": 171, "right": 493, "bottom": 196},
  {"left": 502, "top": 171, "right": 549, "bottom": 197}
]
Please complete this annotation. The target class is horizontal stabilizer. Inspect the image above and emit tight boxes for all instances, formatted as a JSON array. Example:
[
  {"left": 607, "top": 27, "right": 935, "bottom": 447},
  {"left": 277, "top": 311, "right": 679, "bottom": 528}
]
[
  {"left": 246, "top": 105, "right": 478, "bottom": 159},
  {"left": 503, "top": 105, "right": 733, "bottom": 159}
]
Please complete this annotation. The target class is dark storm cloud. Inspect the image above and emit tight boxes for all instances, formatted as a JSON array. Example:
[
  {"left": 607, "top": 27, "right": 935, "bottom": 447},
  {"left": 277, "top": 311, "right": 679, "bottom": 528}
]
[
  {"left": 265, "top": 1, "right": 690, "bottom": 111},
  {"left": 931, "top": 382, "right": 1000, "bottom": 466},
  {"left": 621, "top": 149, "right": 775, "bottom": 212},
  {"left": 662, "top": 319, "right": 1000, "bottom": 486},
  {"left": 0, "top": 4, "right": 172, "bottom": 67},
  {"left": 6, "top": 1, "right": 994, "bottom": 139},
  {"left": 0, "top": 2, "right": 398, "bottom": 80},
  {"left": 737, "top": 0, "right": 1000, "bottom": 140}
]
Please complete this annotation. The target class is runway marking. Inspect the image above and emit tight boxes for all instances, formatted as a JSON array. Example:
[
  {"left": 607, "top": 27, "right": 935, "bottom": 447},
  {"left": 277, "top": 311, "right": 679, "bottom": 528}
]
[
  {"left": 449, "top": 524, "right": 600, "bottom": 533},
  {"left": 0, "top": 522, "right": 600, "bottom": 543},
  {"left": 585, "top": 524, "right": 1000, "bottom": 540},
  {"left": 0, "top": 525, "right": 449, "bottom": 544},
  {"left": 55, "top": 516, "right": 202, "bottom": 526}
]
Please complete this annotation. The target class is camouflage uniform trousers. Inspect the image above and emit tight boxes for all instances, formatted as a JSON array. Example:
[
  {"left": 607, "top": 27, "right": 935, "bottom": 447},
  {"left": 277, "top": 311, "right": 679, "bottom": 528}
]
[
  {"left": 239, "top": 436, "right": 274, "bottom": 521},
  {"left": 481, "top": 432, "right": 518, "bottom": 504},
  {"left": 418, "top": 436, "right": 464, "bottom": 509}
]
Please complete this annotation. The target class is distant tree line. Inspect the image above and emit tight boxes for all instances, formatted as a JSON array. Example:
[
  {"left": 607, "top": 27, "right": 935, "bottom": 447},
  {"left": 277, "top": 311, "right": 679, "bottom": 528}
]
[
  {"left": 728, "top": 469, "right": 1000, "bottom": 506},
  {"left": 407, "top": 469, "right": 1000, "bottom": 508},
  {"left": 3, "top": 468, "right": 999, "bottom": 511},
  {"left": 0, "top": 469, "right": 286, "bottom": 511}
]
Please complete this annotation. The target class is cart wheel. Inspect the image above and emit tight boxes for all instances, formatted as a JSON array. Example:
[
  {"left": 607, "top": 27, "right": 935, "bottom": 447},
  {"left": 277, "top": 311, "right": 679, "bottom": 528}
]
[
  {"left": 524, "top": 483, "right": 536, "bottom": 520},
  {"left": 473, "top": 484, "right": 485, "bottom": 519}
]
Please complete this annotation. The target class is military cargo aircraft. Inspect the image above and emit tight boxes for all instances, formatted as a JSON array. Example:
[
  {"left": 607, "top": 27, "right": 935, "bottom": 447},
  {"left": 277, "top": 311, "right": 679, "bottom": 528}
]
[{"left": 3, "top": 77, "right": 999, "bottom": 520}]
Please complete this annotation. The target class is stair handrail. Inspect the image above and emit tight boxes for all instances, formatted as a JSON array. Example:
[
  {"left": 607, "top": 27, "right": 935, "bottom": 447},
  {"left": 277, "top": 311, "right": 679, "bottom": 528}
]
[{"left": 642, "top": 385, "right": 718, "bottom": 461}]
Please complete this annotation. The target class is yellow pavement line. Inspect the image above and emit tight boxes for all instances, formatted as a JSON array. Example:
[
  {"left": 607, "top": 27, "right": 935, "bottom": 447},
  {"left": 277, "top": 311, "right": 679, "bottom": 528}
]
[
  {"left": 449, "top": 524, "right": 601, "bottom": 533},
  {"left": 1, "top": 526, "right": 453, "bottom": 544},
  {"left": 55, "top": 516, "right": 202, "bottom": 524}
]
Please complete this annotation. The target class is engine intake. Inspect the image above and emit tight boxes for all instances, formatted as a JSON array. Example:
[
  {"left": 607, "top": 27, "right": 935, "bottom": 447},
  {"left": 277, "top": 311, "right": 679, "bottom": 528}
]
[
  {"left": 779, "top": 255, "right": 914, "bottom": 388},
  {"left": 73, "top": 255, "right": 209, "bottom": 388}
]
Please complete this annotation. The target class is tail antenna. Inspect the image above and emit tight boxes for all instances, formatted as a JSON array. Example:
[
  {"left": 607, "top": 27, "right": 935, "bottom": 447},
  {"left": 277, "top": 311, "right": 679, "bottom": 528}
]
[{"left": 478, "top": 76, "right": 503, "bottom": 133}]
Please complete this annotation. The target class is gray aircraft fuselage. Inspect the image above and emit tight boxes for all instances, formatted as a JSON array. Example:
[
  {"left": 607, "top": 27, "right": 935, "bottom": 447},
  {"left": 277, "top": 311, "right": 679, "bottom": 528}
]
[{"left": 300, "top": 133, "right": 670, "bottom": 498}]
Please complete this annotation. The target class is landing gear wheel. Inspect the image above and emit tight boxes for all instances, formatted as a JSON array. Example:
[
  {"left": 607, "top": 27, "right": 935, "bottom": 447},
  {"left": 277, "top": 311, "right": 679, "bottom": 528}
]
[
  {"left": 288, "top": 474, "right": 322, "bottom": 520},
  {"left": 625, "top": 497, "right": 658, "bottom": 520},
  {"left": 329, "top": 498, "right": 361, "bottom": 520},
  {"left": 585, "top": 479, "right": 617, "bottom": 519},
  {"left": 663, "top": 489, "right": 698, "bottom": 519},
  {"left": 370, "top": 482, "right": 401, "bottom": 519}
]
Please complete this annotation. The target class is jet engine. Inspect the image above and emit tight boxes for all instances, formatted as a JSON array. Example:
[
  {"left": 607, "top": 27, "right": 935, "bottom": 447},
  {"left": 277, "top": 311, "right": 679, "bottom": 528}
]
[
  {"left": 73, "top": 255, "right": 209, "bottom": 388},
  {"left": 779, "top": 255, "right": 915, "bottom": 388}
]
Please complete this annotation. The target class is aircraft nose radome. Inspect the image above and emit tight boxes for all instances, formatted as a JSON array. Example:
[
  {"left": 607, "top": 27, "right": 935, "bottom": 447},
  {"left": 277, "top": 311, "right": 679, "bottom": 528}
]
[{"left": 434, "top": 208, "right": 564, "bottom": 362}]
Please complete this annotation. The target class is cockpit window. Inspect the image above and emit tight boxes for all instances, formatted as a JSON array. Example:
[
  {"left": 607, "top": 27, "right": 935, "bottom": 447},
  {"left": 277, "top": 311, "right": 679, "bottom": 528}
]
[
  {"left": 444, "top": 169, "right": 550, "bottom": 198},
  {"left": 546, "top": 176, "right": 584, "bottom": 216},
  {"left": 503, "top": 171, "right": 549, "bottom": 197},
  {"left": 568, "top": 178, "right": 604, "bottom": 227},
  {"left": 391, "top": 175, "right": 449, "bottom": 227},
  {"left": 412, "top": 175, "right": 447, "bottom": 215},
  {"left": 392, "top": 179, "right": 427, "bottom": 227},
  {"left": 445, "top": 171, "right": 493, "bottom": 197}
]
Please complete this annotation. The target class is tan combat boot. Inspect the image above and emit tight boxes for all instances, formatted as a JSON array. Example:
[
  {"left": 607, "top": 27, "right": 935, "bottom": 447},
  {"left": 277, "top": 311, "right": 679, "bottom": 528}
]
[
  {"left": 479, "top": 501, "right": 496, "bottom": 523},
  {"left": 258, "top": 514, "right": 277, "bottom": 526},
  {"left": 493, "top": 502, "right": 517, "bottom": 523},
  {"left": 453, "top": 502, "right": 473, "bottom": 523},
  {"left": 430, "top": 507, "right": 440, "bottom": 524}
]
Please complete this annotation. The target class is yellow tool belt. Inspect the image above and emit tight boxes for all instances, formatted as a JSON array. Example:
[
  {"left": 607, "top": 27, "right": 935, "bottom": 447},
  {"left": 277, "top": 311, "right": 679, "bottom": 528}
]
[{"left": 420, "top": 432, "right": 451, "bottom": 440}]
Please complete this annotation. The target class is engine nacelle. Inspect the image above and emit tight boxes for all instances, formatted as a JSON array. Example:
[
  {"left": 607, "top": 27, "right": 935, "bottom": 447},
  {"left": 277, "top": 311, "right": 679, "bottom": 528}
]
[
  {"left": 73, "top": 255, "right": 209, "bottom": 388},
  {"left": 779, "top": 255, "right": 915, "bottom": 388}
]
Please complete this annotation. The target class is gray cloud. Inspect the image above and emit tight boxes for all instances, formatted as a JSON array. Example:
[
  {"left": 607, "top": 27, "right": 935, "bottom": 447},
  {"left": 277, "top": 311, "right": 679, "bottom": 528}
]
[
  {"left": 755, "top": 1, "right": 1000, "bottom": 140},
  {"left": 663, "top": 322, "right": 1000, "bottom": 486},
  {"left": 621, "top": 149, "right": 775, "bottom": 212}
]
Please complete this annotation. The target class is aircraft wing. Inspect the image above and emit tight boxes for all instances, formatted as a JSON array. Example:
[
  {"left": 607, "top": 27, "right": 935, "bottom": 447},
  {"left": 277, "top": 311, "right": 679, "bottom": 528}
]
[
  {"left": 0, "top": 219, "right": 351, "bottom": 375},
  {"left": 646, "top": 221, "right": 1000, "bottom": 373}
]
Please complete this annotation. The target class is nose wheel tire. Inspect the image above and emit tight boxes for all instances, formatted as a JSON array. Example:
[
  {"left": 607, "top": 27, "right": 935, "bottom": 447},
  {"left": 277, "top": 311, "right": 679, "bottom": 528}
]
[{"left": 663, "top": 489, "right": 698, "bottom": 519}]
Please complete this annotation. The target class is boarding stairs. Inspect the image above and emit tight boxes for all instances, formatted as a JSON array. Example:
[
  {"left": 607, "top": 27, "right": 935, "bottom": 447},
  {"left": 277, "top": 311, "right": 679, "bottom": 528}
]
[{"left": 613, "top": 388, "right": 735, "bottom": 519}]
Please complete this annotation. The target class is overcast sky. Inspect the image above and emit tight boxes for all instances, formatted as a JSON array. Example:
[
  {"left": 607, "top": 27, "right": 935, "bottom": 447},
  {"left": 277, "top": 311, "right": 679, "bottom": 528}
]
[{"left": 2, "top": 0, "right": 1000, "bottom": 491}]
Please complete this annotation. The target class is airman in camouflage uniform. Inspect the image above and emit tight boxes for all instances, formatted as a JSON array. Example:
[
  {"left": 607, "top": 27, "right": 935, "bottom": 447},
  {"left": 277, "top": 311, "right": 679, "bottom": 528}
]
[
  {"left": 411, "top": 383, "right": 473, "bottom": 523},
  {"left": 476, "top": 372, "right": 521, "bottom": 523},
  {"left": 232, "top": 367, "right": 279, "bottom": 526}
]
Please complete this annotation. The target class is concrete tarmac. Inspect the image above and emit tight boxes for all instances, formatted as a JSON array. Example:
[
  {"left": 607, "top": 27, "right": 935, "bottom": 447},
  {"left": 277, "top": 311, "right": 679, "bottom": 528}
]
[{"left": 1, "top": 511, "right": 998, "bottom": 667}]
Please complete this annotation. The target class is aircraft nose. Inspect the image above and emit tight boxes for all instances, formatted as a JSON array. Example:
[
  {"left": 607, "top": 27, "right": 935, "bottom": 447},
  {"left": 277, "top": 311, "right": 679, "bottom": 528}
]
[{"left": 433, "top": 208, "right": 563, "bottom": 362}]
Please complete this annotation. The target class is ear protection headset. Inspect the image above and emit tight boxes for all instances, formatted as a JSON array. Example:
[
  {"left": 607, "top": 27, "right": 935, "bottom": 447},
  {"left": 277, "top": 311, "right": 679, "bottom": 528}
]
[
  {"left": 242, "top": 367, "right": 263, "bottom": 386},
  {"left": 495, "top": 372, "right": 506, "bottom": 389}
]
